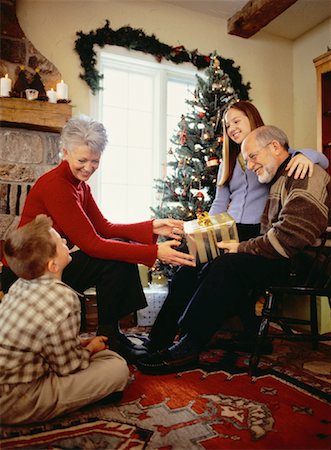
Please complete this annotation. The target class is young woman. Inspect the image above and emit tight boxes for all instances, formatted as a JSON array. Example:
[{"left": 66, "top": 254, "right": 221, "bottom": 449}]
[{"left": 143, "top": 101, "right": 329, "bottom": 353}]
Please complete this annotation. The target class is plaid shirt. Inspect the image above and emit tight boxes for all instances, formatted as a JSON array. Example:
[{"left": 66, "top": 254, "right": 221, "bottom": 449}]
[{"left": 0, "top": 276, "right": 90, "bottom": 385}]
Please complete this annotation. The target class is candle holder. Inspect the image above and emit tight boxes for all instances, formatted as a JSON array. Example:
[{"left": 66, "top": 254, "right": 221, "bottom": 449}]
[
  {"left": 56, "top": 80, "right": 69, "bottom": 101},
  {"left": 25, "top": 89, "right": 39, "bottom": 100},
  {"left": 47, "top": 89, "right": 57, "bottom": 103},
  {"left": 0, "top": 74, "right": 12, "bottom": 97}
]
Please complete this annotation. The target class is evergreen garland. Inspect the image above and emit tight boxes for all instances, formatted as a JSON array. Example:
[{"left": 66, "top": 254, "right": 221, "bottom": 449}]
[{"left": 75, "top": 20, "right": 251, "bottom": 98}]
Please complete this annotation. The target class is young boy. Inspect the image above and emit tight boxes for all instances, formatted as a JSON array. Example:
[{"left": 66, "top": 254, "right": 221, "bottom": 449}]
[{"left": 0, "top": 215, "right": 129, "bottom": 424}]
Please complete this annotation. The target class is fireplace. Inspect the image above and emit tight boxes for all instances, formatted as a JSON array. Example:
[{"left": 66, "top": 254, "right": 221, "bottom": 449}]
[
  {"left": 0, "top": 98, "right": 72, "bottom": 240},
  {"left": 0, "top": 0, "right": 72, "bottom": 241}
]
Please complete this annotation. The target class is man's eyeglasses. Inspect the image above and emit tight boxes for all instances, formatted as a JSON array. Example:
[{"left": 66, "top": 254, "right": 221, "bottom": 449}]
[{"left": 245, "top": 141, "right": 273, "bottom": 163}]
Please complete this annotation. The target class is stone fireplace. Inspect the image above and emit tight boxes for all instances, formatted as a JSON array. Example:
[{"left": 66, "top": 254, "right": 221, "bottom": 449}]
[
  {"left": 0, "top": 123, "right": 63, "bottom": 239},
  {"left": 0, "top": 0, "right": 72, "bottom": 241}
]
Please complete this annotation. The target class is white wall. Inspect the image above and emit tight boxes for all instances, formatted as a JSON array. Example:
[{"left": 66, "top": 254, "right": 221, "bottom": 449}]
[{"left": 16, "top": 0, "right": 329, "bottom": 148}]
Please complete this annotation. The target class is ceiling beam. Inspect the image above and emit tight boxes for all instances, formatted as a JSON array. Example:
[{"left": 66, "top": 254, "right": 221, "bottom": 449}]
[{"left": 228, "top": 0, "right": 298, "bottom": 38}]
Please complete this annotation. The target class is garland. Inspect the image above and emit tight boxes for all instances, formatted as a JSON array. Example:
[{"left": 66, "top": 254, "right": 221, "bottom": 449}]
[{"left": 75, "top": 20, "right": 251, "bottom": 98}]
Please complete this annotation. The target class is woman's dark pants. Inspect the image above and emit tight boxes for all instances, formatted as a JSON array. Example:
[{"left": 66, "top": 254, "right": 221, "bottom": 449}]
[{"left": 1, "top": 250, "right": 147, "bottom": 328}]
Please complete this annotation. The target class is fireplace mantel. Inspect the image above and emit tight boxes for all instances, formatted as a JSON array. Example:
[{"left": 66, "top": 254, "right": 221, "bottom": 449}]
[{"left": 0, "top": 97, "right": 72, "bottom": 132}]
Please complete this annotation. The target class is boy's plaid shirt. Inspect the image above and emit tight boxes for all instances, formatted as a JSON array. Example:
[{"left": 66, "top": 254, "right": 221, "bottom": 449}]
[{"left": 0, "top": 276, "right": 90, "bottom": 385}]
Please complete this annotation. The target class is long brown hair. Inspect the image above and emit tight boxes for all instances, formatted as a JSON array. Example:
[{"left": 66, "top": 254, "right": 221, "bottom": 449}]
[{"left": 218, "top": 101, "right": 265, "bottom": 186}]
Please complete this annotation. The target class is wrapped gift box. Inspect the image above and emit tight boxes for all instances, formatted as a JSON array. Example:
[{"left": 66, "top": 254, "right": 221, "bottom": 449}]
[{"left": 184, "top": 212, "right": 239, "bottom": 263}]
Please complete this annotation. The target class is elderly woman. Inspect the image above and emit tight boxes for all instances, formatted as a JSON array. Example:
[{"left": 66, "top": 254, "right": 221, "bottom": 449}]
[{"left": 1, "top": 115, "right": 195, "bottom": 362}]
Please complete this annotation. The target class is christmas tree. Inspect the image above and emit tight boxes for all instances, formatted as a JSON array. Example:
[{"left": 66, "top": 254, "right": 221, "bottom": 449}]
[{"left": 150, "top": 55, "right": 241, "bottom": 278}]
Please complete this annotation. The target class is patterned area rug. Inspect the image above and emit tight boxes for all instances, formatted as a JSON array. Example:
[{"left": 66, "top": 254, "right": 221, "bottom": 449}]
[{"left": 1, "top": 335, "right": 331, "bottom": 449}]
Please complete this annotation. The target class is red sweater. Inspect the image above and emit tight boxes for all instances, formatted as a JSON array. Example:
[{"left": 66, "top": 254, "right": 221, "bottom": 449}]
[{"left": 17, "top": 160, "right": 158, "bottom": 267}]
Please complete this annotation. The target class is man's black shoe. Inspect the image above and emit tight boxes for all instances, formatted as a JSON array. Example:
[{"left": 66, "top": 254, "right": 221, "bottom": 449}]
[
  {"left": 118, "top": 333, "right": 151, "bottom": 352},
  {"left": 125, "top": 334, "right": 173, "bottom": 353},
  {"left": 107, "top": 337, "right": 149, "bottom": 363},
  {"left": 213, "top": 338, "right": 273, "bottom": 355},
  {"left": 136, "top": 349, "right": 199, "bottom": 375},
  {"left": 136, "top": 335, "right": 200, "bottom": 375}
]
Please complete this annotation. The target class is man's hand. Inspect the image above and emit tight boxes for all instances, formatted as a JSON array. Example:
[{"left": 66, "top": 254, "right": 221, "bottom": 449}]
[{"left": 217, "top": 241, "right": 240, "bottom": 253}]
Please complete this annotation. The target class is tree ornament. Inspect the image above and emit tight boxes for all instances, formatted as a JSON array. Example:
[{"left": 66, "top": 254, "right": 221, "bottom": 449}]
[
  {"left": 206, "top": 156, "right": 220, "bottom": 167},
  {"left": 195, "top": 191, "right": 205, "bottom": 201},
  {"left": 213, "top": 57, "right": 221, "bottom": 70},
  {"left": 198, "top": 111, "right": 205, "bottom": 119},
  {"left": 212, "top": 81, "right": 222, "bottom": 91},
  {"left": 178, "top": 114, "right": 187, "bottom": 145}
]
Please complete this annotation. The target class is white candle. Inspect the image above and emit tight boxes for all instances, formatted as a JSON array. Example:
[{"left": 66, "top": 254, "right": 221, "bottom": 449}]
[
  {"left": 0, "top": 74, "right": 12, "bottom": 97},
  {"left": 56, "top": 79, "right": 68, "bottom": 100},
  {"left": 47, "top": 88, "right": 57, "bottom": 103}
]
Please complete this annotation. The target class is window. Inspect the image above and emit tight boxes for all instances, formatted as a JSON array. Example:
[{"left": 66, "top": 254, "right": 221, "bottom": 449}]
[{"left": 91, "top": 47, "right": 196, "bottom": 223}]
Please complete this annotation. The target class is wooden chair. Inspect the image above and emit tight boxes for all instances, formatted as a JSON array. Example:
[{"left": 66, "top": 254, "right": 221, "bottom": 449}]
[{"left": 249, "top": 231, "right": 331, "bottom": 376}]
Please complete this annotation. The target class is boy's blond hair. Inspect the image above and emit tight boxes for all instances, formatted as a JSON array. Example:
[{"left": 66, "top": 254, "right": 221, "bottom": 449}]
[{"left": 4, "top": 215, "right": 57, "bottom": 280}]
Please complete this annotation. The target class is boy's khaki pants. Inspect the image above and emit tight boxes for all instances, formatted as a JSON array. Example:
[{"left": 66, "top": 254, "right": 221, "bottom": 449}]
[{"left": 0, "top": 350, "right": 129, "bottom": 425}]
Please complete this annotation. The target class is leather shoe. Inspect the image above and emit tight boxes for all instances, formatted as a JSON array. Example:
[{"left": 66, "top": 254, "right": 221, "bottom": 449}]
[
  {"left": 212, "top": 338, "right": 273, "bottom": 355},
  {"left": 126, "top": 334, "right": 174, "bottom": 353},
  {"left": 108, "top": 338, "right": 149, "bottom": 363},
  {"left": 136, "top": 348, "right": 199, "bottom": 375},
  {"left": 118, "top": 333, "right": 151, "bottom": 352},
  {"left": 136, "top": 334, "right": 200, "bottom": 375}
]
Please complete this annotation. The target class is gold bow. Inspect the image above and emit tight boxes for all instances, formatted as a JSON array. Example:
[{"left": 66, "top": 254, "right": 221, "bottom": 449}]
[{"left": 197, "top": 211, "right": 212, "bottom": 227}]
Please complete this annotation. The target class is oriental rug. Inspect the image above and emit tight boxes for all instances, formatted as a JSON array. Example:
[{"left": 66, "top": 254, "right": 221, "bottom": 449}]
[{"left": 1, "top": 337, "right": 331, "bottom": 450}]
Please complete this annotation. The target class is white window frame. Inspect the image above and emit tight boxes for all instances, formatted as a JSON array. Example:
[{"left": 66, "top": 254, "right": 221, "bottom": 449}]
[{"left": 90, "top": 46, "right": 197, "bottom": 222}]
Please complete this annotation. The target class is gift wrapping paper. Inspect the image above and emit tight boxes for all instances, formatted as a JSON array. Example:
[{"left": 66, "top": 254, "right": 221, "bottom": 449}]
[{"left": 184, "top": 212, "right": 239, "bottom": 263}]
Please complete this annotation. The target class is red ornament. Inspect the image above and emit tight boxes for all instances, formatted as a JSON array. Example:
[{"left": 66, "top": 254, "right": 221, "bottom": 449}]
[
  {"left": 199, "top": 111, "right": 205, "bottom": 119},
  {"left": 206, "top": 156, "right": 220, "bottom": 167},
  {"left": 179, "top": 115, "right": 187, "bottom": 145},
  {"left": 172, "top": 45, "right": 185, "bottom": 56},
  {"left": 195, "top": 191, "right": 205, "bottom": 201}
]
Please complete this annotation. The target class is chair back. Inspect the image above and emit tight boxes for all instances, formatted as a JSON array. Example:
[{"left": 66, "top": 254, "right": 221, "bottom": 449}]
[{"left": 288, "top": 232, "right": 331, "bottom": 293}]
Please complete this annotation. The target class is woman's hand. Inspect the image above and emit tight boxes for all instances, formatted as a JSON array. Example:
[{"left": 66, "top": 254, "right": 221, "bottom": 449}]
[
  {"left": 286, "top": 154, "right": 314, "bottom": 179},
  {"left": 217, "top": 241, "right": 240, "bottom": 253},
  {"left": 153, "top": 219, "right": 184, "bottom": 240},
  {"left": 85, "top": 335, "right": 109, "bottom": 355},
  {"left": 157, "top": 240, "right": 195, "bottom": 266}
]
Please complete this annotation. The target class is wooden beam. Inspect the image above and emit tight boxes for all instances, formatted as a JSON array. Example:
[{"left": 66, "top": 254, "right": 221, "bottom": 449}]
[{"left": 228, "top": 0, "right": 298, "bottom": 38}]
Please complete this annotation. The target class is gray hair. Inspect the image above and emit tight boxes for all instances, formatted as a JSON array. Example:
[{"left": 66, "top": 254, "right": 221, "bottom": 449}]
[
  {"left": 60, "top": 115, "right": 108, "bottom": 154},
  {"left": 254, "top": 125, "right": 289, "bottom": 150}
]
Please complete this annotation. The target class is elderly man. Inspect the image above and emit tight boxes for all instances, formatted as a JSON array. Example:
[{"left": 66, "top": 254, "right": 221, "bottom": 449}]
[{"left": 137, "top": 125, "right": 331, "bottom": 375}]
